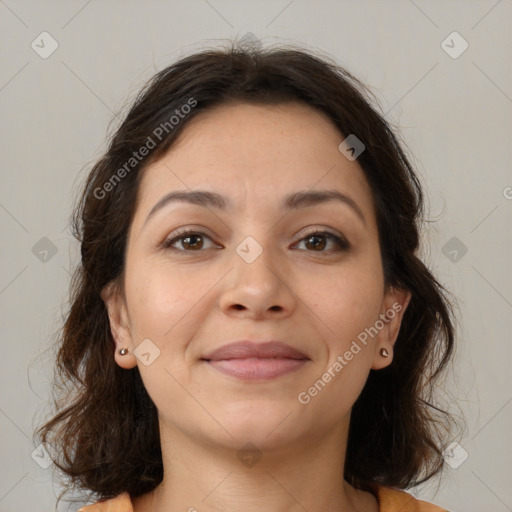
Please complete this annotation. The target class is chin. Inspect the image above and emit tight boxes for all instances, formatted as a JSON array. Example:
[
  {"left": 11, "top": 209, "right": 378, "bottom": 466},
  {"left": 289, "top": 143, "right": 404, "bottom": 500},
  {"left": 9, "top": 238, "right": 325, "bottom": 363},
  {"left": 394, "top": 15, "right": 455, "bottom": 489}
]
[{"left": 216, "top": 405, "right": 301, "bottom": 447}]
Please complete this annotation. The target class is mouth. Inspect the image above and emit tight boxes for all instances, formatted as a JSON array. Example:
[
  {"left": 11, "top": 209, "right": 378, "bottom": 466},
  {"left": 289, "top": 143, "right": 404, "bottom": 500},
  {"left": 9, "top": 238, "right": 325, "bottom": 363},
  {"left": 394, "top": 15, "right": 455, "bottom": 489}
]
[
  {"left": 201, "top": 340, "right": 310, "bottom": 381},
  {"left": 205, "top": 358, "right": 309, "bottom": 380}
]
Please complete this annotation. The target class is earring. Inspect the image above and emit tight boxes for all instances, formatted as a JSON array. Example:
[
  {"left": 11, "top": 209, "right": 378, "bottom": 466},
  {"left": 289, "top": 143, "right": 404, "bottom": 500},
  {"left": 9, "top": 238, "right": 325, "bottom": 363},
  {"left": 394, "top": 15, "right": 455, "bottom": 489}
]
[
  {"left": 119, "top": 348, "right": 129, "bottom": 355},
  {"left": 379, "top": 347, "right": 389, "bottom": 358}
]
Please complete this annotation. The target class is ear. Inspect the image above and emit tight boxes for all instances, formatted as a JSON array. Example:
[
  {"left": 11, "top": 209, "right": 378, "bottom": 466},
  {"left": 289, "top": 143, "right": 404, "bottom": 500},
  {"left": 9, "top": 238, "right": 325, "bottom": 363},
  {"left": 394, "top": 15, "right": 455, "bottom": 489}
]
[
  {"left": 371, "top": 286, "right": 412, "bottom": 370},
  {"left": 101, "top": 281, "right": 137, "bottom": 369}
]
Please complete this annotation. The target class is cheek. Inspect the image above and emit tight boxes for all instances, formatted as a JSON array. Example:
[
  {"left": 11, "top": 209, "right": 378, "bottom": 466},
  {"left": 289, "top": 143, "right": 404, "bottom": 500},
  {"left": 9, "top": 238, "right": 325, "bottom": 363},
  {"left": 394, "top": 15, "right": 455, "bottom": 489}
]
[
  {"left": 304, "top": 254, "right": 385, "bottom": 348},
  {"left": 299, "top": 261, "right": 383, "bottom": 415},
  {"left": 124, "top": 258, "right": 219, "bottom": 346}
]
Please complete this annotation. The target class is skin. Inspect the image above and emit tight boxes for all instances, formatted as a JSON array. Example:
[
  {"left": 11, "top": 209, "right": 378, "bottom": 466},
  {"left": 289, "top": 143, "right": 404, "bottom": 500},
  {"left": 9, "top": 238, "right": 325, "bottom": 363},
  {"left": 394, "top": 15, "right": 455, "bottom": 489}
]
[{"left": 102, "top": 101, "right": 411, "bottom": 512}]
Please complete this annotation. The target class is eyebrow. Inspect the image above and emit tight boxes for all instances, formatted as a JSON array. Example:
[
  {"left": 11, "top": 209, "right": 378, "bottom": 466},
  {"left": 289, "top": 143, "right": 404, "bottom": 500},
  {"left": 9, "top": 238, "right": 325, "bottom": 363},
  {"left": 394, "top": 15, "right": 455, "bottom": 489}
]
[{"left": 143, "top": 189, "right": 366, "bottom": 229}]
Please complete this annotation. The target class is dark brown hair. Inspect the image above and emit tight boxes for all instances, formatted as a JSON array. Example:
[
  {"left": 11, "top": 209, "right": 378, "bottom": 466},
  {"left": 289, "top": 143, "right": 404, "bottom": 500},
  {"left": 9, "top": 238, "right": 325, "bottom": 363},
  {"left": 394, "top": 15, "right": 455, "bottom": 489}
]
[{"left": 36, "top": 41, "right": 461, "bottom": 503}]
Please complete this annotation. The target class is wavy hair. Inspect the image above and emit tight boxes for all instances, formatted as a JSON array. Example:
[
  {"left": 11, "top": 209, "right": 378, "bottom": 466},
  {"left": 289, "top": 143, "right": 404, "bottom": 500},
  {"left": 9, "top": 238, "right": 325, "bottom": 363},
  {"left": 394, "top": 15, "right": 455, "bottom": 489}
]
[{"left": 36, "top": 41, "right": 461, "bottom": 503}]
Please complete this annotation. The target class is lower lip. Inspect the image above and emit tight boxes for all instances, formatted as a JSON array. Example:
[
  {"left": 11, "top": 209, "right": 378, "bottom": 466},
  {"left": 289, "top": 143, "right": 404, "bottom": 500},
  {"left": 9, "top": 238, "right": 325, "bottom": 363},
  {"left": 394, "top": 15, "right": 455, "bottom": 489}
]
[{"left": 205, "top": 358, "right": 308, "bottom": 380}]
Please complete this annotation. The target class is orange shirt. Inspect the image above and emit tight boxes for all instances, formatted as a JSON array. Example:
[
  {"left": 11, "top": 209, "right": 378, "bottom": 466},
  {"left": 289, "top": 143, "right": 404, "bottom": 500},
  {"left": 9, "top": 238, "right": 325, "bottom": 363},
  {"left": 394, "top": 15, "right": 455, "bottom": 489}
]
[{"left": 78, "top": 486, "right": 449, "bottom": 511}]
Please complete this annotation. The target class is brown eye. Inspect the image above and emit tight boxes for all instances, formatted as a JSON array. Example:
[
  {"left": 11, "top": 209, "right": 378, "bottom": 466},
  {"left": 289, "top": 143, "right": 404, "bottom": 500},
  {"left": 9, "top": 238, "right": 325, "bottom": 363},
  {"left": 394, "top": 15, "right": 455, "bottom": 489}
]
[
  {"left": 305, "top": 233, "right": 327, "bottom": 251},
  {"left": 180, "top": 233, "right": 204, "bottom": 250},
  {"left": 163, "top": 229, "right": 216, "bottom": 251},
  {"left": 162, "top": 229, "right": 349, "bottom": 254},
  {"left": 295, "top": 231, "right": 350, "bottom": 253}
]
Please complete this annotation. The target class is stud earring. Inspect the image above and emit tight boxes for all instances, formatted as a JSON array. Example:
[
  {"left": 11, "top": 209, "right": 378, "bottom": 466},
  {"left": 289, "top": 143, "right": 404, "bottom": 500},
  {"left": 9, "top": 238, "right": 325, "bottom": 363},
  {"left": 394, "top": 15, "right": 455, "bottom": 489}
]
[
  {"left": 379, "top": 347, "right": 389, "bottom": 358},
  {"left": 119, "top": 348, "right": 129, "bottom": 355}
]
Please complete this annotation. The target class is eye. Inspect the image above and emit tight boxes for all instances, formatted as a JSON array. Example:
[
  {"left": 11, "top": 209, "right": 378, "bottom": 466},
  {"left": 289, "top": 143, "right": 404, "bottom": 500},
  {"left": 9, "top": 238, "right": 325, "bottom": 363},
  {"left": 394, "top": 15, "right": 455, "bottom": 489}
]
[
  {"left": 163, "top": 229, "right": 218, "bottom": 251},
  {"left": 293, "top": 230, "right": 350, "bottom": 253},
  {"left": 162, "top": 228, "right": 350, "bottom": 253}
]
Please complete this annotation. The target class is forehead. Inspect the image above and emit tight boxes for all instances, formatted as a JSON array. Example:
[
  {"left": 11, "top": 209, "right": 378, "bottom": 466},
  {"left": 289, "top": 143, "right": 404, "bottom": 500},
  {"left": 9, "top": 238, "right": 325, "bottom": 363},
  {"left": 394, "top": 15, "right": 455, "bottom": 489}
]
[{"left": 134, "top": 101, "right": 376, "bottom": 225}]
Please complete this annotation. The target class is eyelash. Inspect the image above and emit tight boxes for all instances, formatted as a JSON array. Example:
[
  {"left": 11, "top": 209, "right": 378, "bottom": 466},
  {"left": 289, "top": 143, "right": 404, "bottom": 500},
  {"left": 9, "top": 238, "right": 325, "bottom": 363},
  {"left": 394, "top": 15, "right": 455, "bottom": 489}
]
[{"left": 162, "top": 228, "right": 350, "bottom": 254}]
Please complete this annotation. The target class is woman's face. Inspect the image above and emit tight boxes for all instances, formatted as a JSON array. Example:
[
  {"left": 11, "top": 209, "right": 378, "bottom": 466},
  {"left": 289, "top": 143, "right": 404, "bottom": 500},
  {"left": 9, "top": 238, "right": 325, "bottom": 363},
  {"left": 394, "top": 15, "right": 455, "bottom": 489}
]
[{"left": 103, "top": 101, "right": 410, "bottom": 451}]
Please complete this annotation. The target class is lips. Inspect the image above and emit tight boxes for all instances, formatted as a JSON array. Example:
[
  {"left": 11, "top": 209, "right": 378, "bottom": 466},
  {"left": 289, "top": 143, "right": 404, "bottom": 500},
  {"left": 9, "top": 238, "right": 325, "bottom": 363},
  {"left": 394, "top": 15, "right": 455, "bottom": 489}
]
[
  {"left": 202, "top": 340, "right": 309, "bottom": 361},
  {"left": 202, "top": 341, "right": 310, "bottom": 381}
]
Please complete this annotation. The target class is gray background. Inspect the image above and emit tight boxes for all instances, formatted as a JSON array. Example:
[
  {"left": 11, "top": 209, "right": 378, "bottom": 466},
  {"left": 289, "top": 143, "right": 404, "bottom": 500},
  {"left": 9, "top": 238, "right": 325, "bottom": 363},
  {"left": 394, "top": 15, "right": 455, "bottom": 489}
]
[{"left": 1, "top": 0, "right": 511, "bottom": 510}]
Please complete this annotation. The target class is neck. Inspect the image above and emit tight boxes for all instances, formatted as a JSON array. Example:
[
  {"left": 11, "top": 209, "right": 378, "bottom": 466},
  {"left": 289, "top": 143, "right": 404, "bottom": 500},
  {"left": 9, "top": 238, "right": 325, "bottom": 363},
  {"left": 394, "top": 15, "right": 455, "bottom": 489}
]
[{"left": 132, "top": 418, "right": 379, "bottom": 512}]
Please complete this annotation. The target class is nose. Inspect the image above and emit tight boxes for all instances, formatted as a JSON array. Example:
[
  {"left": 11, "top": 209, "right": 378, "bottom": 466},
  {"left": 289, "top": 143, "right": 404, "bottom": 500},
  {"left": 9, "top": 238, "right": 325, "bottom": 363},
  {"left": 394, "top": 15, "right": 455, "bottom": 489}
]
[{"left": 218, "top": 240, "right": 297, "bottom": 320}]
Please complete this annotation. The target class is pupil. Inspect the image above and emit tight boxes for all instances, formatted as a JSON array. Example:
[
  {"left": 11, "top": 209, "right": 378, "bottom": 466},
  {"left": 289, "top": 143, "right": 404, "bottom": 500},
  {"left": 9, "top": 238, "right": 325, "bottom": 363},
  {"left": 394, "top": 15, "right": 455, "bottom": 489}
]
[
  {"left": 307, "top": 235, "right": 325, "bottom": 251},
  {"left": 185, "top": 235, "right": 202, "bottom": 249}
]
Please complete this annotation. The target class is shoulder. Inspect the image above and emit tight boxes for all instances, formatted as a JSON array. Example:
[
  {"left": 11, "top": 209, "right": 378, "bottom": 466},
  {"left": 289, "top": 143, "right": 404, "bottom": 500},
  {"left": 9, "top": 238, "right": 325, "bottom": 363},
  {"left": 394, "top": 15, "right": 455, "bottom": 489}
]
[
  {"left": 77, "top": 487, "right": 450, "bottom": 512},
  {"left": 78, "top": 492, "right": 133, "bottom": 512},
  {"left": 377, "top": 486, "right": 450, "bottom": 512}
]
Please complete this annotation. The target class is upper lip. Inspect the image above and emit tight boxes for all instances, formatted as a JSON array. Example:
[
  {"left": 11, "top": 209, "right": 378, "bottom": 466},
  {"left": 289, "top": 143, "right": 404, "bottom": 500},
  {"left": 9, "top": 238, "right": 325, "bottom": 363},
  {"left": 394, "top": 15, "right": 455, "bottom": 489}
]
[{"left": 202, "top": 341, "right": 309, "bottom": 361}]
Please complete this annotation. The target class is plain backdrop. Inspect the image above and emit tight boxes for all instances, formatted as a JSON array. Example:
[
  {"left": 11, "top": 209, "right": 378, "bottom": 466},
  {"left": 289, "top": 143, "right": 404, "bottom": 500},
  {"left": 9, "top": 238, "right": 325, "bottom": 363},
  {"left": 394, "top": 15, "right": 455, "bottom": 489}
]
[{"left": 0, "top": 1, "right": 511, "bottom": 511}]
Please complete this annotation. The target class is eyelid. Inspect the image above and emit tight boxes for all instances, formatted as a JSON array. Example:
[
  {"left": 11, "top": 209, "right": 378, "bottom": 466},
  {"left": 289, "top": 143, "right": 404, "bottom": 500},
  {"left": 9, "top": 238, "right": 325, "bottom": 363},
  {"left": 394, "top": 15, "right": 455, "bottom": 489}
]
[
  {"left": 293, "top": 228, "right": 350, "bottom": 251},
  {"left": 161, "top": 227, "right": 218, "bottom": 249},
  {"left": 297, "top": 226, "right": 348, "bottom": 242}
]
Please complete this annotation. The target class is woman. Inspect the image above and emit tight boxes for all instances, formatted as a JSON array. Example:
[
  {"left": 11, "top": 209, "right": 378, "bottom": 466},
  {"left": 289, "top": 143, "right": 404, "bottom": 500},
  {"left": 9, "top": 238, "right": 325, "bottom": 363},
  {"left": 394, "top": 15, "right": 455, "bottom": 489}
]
[{"left": 37, "top": 42, "right": 459, "bottom": 511}]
